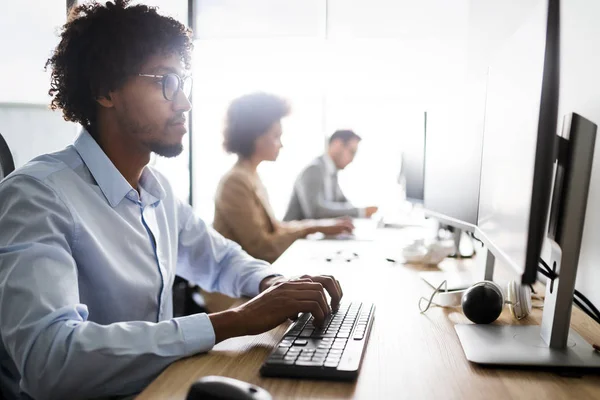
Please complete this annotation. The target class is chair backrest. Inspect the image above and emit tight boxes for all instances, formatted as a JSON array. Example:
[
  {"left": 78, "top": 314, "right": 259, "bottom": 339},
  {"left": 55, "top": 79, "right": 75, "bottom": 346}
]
[{"left": 0, "top": 133, "right": 15, "bottom": 180}]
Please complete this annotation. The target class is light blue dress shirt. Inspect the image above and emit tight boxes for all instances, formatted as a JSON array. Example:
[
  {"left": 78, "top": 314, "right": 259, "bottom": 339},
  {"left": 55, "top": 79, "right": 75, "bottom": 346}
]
[{"left": 0, "top": 130, "right": 277, "bottom": 400}]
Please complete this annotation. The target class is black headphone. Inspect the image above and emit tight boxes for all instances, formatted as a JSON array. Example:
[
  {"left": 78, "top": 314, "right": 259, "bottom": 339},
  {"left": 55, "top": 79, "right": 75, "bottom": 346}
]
[{"left": 419, "top": 280, "right": 533, "bottom": 324}]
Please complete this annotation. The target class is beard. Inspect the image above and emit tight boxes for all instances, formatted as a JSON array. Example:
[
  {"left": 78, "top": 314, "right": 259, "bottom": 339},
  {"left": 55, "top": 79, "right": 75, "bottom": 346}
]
[
  {"left": 118, "top": 102, "right": 186, "bottom": 159},
  {"left": 121, "top": 118, "right": 184, "bottom": 158},
  {"left": 149, "top": 141, "right": 184, "bottom": 158}
]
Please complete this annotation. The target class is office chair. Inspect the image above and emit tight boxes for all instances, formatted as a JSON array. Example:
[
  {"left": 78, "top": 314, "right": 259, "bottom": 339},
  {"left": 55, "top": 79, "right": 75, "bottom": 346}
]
[
  {"left": 173, "top": 276, "right": 207, "bottom": 317},
  {"left": 0, "top": 133, "right": 15, "bottom": 180}
]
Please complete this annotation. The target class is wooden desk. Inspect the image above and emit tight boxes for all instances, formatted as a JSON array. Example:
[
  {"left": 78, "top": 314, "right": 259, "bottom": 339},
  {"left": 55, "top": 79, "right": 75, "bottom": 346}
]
[{"left": 137, "top": 231, "right": 600, "bottom": 400}]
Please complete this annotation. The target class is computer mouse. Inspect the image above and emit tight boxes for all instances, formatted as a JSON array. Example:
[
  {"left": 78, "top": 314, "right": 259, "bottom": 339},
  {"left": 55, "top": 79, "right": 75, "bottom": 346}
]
[{"left": 186, "top": 375, "right": 272, "bottom": 400}]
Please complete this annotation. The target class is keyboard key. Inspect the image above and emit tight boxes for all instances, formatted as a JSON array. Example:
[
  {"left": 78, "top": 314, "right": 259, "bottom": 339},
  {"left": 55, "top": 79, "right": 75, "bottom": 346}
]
[
  {"left": 295, "top": 360, "right": 324, "bottom": 367},
  {"left": 299, "top": 328, "right": 314, "bottom": 338},
  {"left": 294, "top": 339, "right": 308, "bottom": 346}
]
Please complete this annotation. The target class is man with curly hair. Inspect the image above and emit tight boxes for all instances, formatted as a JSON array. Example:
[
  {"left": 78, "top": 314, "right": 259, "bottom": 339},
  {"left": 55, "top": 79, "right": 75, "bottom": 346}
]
[{"left": 0, "top": 2, "right": 343, "bottom": 399}]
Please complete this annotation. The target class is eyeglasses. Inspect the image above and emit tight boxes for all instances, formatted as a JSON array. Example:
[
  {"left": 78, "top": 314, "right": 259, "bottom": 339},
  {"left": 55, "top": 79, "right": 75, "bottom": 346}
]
[{"left": 138, "top": 73, "right": 193, "bottom": 101}]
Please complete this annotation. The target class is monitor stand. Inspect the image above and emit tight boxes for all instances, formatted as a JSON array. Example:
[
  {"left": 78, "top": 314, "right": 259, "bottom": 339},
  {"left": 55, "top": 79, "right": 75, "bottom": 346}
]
[
  {"left": 455, "top": 324, "right": 600, "bottom": 368},
  {"left": 447, "top": 228, "right": 475, "bottom": 259},
  {"left": 455, "top": 113, "right": 600, "bottom": 369},
  {"left": 456, "top": 245, "right": 600, "bottom": 369}
]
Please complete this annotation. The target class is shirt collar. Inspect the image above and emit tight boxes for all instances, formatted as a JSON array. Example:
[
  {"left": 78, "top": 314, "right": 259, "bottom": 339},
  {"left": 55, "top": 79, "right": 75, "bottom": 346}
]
[
  {"left": 139, "top": 166, "right": 167, "bottom": 206},
  {"left": 73, "top": 130, "right": 166, "bottom": 207},
  {"left": 323, "top": 153, "right": 338, "bottom": 175}
]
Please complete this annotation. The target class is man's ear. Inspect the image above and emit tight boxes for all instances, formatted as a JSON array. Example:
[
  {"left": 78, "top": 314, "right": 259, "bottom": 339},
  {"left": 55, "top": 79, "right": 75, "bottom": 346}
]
[{"left": 96, "top": 92, "right": 114, "bottom": 108}]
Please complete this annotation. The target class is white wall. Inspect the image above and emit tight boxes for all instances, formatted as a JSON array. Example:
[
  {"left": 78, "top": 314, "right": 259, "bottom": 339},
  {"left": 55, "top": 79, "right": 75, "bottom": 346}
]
[
  {"left": 0, "top": 105, "right": 78, "bottom": 168},
  {"left": 559, "top": 0, "right": 600, "bottom": 306},
  {"left": 0, "top": 1, "right": 77, "bottom": 168},
  {"left": 0, "top": 0, "right": 66, "bottom": 104}
]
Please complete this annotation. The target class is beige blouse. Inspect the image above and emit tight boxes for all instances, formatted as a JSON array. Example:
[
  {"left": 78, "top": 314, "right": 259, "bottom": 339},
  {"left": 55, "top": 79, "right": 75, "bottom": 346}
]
[{"left": 213, "top": 163, "right": 306, "bottom": 264}]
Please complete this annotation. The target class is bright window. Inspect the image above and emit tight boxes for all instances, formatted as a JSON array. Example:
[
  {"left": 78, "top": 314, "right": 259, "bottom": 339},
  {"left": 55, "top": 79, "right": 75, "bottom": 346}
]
[{"left": 191, "top": 1, "right": 469, "bottom": 223}]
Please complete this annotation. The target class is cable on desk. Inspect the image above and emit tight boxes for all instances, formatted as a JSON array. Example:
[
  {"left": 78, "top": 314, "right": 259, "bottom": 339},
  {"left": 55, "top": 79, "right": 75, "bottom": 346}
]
[{"left": 538, "top": 258, "right": 600, "bottom": 325}]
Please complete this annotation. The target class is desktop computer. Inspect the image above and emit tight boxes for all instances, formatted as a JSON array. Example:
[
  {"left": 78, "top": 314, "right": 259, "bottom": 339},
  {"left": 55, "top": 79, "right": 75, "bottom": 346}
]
[
  {"left": 381, "top": 111, "right": 429, "bottom": 230},
  {"left": 456, "top": 0, "right": 600, "bottom": 368},
  {"left": 422, "top": 106, "right": 480, "bottom": 258}
]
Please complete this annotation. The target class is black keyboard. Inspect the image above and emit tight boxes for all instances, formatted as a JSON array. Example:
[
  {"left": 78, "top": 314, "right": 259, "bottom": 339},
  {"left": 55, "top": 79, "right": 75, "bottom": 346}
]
[{"left": 260, "top": 301, "right": 375, "bottom": 380}]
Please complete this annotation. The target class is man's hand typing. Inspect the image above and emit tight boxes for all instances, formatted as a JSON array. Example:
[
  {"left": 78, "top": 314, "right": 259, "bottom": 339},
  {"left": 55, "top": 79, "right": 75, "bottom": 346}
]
[{"left": 209, "top": 275, "right": 343, "bottom": 343}]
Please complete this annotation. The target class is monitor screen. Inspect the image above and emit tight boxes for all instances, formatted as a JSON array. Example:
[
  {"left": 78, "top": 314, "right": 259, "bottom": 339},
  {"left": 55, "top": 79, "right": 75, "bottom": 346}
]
[
  {"left": 423, "top": 107, "right": 482, "bottom": 231},
  {"left": 476, "top": 0, "right": 558, "bottom": 283},
  {"left": 401, "top": 111, "right": 426, "bottom": 204}
]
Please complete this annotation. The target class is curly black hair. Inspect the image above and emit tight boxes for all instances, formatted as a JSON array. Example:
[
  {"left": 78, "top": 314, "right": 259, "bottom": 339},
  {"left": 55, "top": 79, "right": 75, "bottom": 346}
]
[
  {"left": 46, "top": 0, "right": 193, "bottom": 133},
  {"left": 223, "top": 92, "right": 290, "bottom": 158}
]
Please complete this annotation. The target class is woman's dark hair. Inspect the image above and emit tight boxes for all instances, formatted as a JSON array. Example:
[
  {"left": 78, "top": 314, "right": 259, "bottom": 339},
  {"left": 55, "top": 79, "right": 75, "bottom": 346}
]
[
  {"left": 223, "top": 92, "right": 290, "bottom": 158},
  {"left": 45, "top": 0, "right": 193, "bottom": 134}
]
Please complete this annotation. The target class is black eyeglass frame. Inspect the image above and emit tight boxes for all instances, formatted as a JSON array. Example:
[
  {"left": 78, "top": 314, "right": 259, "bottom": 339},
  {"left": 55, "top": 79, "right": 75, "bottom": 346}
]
[{"left": 138, "top": 73, "right": 193, "bottom": 101}]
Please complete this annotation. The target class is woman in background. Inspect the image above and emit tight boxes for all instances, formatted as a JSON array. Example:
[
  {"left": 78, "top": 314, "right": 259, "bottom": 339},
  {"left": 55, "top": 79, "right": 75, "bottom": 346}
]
[{"left": 213, "top": 92, "right": 353, "bottom": 264}]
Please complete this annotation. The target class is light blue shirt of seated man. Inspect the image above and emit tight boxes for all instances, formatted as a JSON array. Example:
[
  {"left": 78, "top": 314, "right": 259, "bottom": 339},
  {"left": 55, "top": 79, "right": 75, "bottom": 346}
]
[{"left": 0, "top": 130, "right": 277, "bottom": 399}]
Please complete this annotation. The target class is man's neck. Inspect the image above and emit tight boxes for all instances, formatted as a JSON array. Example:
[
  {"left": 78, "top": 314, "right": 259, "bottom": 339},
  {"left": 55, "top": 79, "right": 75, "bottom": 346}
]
[
  {"left": 95, "top": 124, "right": 151, "bottom": 191},
  {"left": 324, "top": 151, "right": 339, "bottom": 172}
]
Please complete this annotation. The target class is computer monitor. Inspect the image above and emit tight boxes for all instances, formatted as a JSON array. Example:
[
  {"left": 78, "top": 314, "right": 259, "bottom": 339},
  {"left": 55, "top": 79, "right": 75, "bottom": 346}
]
[
  {"left": 422, "top": 109, "right": 481, "bottom": 233},
  {"left": 456, "top": 0, "right": 600, "bottom": 369},
  {"left": 475, "top": 0, "right": 554, "bottom": 285},
  {"left": 420, "top": 104, "right": 481, "bottom": 259},
  {"left": 399, "top": 111, "right": 426, "bottom": 204}
]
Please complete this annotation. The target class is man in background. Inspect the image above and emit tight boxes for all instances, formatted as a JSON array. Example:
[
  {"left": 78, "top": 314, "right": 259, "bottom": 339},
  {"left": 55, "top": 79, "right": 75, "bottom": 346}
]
[{"left": 284, "top": 129, "right": 378, "bottom": 221}]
